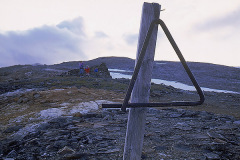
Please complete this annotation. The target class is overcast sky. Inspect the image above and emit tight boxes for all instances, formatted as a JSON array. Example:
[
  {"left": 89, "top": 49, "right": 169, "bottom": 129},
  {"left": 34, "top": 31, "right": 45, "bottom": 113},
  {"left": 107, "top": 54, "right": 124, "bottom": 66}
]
[{"left": 0, "top": 0, "right": 240, "bottom": 67}]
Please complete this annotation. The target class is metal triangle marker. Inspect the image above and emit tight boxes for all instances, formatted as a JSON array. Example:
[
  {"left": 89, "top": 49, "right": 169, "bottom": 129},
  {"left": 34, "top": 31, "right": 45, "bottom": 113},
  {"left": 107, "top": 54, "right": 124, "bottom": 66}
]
[{"left": 102, "top": 19, "right": 205, "bottom": 112}]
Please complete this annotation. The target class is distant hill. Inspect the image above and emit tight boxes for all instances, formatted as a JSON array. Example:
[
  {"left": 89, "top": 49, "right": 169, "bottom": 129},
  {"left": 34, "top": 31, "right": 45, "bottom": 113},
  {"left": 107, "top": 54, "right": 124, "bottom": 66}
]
[
  {"left": 1, "top": 56, "right": 239, "bottom": 92},
  {"left": 51, "top": 56, "right": 240, "bottom": 92}
]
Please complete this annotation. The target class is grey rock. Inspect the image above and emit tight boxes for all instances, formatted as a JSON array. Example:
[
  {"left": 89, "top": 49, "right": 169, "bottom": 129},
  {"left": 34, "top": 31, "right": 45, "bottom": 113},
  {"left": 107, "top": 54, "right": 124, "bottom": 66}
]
[
  {"left": 1, "top": 108, "right": 239, "bottom": 160},
  {"left": 96, "top": 142, "right": 110, "bottom": 148},
  {"left": 57, "top": 146, "right": 75, "bottom": 155},
  {"left": 63, "top": 152, "right": 88, "bottom": 160},
  {"left": 167, "top": 113, "right": 183, "bottom": 118},
  {"left": 185, "top": 134, "right": 209, "bottom": 140},
  {"left": 207, "top": 131, "right": 227, "bottom": 141},
  {"left": 169, "top": 135, "right": 182, "bottom": 140},
  {"left": 182, "top": 110, "right": 200, "bottom": 117},
  {"left": 233, "top": 120, "right": 240, "bottom": 125},
  {"left": 204, "top": 152, "right": 220, "bottom": 160},
  {"left": 174, "top": 122, "right": 192, "bottom": 131},
  {"left": 154, "top": 146, "right": 168, "bottom": 151},
  {"left": 25, "top": 138, "right": 40, "bottom": 146},
  {"left": 173, "top": 144, "right": 192, "bottom": 152},
  {"left": 6, "top": 150, "right": 18, "bottom": 158},
  {"left": 208, "top": 143, "right": 226, "bottom": 151},
  {"left": 33, "top": 93, "right": 40, "bottom": 99},
  {"left": 4, "top": 125, "right": 24, "bottom": 133},
  {"left": 97, "top": 148, "right": 120, "bottom": 154},
  {"left": 53, "top": 140, "right": 68, "bottom": 149},
  {"left": 36, "top": 122, "right": 50, "bottom": 130},
  {"left": 217, "top": 124, "right": 238, "bottom": 130},
  {"left": 86, "top": 136, "right": 93, "bottom": 144}
]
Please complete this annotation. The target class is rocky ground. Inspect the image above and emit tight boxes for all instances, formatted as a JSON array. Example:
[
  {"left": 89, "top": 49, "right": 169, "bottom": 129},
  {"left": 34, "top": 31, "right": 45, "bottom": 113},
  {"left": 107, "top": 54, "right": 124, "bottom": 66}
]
[
  {"left": 1, "top": 107, "right": 240, "bottom": 159},
  {"left": 0, "top": 60, "right": 240, "bottom": 159}
]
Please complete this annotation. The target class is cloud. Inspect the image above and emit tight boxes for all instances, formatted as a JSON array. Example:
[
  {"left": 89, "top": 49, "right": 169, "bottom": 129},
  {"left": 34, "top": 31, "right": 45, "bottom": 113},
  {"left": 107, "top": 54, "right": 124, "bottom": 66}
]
[
  {"left": 196, "top": 7, "right": 240, "bottom": 31},
  {"left": 94, "top": 31, "right": 108, "bottom": 38},
  {"left": 57, "top": 17, "right": 85, "bottom": 35},
  {"left": 123, "top": 33, "right": 138, "bottom": 45},
  {"left": 0, "top": 17, "right": 87, "bottom": 67}
]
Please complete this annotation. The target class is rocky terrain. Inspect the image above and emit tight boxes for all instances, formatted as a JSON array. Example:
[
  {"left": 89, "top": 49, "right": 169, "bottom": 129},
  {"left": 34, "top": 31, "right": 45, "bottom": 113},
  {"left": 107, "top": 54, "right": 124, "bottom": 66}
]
[
  {"left": 0, "top": 57, "right": 240, "bottom": 159},
  {"left": 1, "top": 108, "right": 240, "bottom": 160}
]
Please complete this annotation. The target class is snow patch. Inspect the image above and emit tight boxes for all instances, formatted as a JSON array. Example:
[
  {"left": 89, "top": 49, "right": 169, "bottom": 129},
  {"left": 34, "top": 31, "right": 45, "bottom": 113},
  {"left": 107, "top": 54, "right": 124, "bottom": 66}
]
[
  {"left": 156, "top": 62, "right": 167, "bottom": 65},
  {"left": 109, "top": 69, "right": 132, "bottom": 72},
  {"left": 110, "top": 72, "right": 132, "bottom": 79},
  {"left": 45, "top": 68, "right": 65, "bottom": 72}
]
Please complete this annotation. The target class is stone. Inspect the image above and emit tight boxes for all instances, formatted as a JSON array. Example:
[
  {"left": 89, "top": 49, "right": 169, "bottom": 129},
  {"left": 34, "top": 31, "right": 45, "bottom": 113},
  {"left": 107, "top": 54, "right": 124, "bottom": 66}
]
[
  {"left": 182, "top": 110, "right": 200, "bottom": 117},
  {"left": 63, "top": 152, "right": 88, "bottom": 159},
  {"left": 6, "top": 150, "right": 18, "bottom": 158},
  {"left": 185, "top": 134, "right": 209, "bottom": 140},
  {"left": 207, "top": 131, "right": 227, "bottom": 141},
  {"left": 174, "top": 122, "right": 192, "bottom": 131},
  {"left": 167, "top": 113, "right": 183, "bottom": 118},
  {"left": 57, "top": 146, "right": 75, "bottom": 155},
  {"left": 33, "top": 93, "right": 40, "bottom": 99},
  {"left": 93, "top": 122, "right": 108, "bottom": 128},
  {"left": 1, "top": 108, "right": 240, "bottom": 160},
  {"left": 96, "top": 142, "right": 109, "bottom": 148},
  {"left": 102, "top": 115, "right": 113, "bottom": 121},
  {"left": 154, "top": 146, "right": 168, "bottom": 151},
  {"left": 173, "top": 144, "right": 192, "bottom": 152},
  {"left": 53, "top": 140, "right": 68, "bottom": 149},
  {"left": 97, "top": 148, "right": 120, "bottom": 154},
  {"left": 86, "top": 136, "right": 93, "bottom": 144},
  {"left": 169, "top": 135, "right": 182, "bottom": 140},
  {"left": 208, "top": 143, "right": 227, "bottom": 151},
  {"left": 36, "top": 122, "right": 50, "bottom": 130},
  {"left": 72, "top": 112, "right": 83, "bottom": 117},
  {"left": 204, "top": 152, "right": 220, "bottom": 160},
  {"left": 217, "top": 124, "right": 238, "bottom": 130},
  {"left": 233, "top": 120, "right": 240, "bottom": 125},
  {"left": 158, "top": 152, "right": 171, "bottom": 159},
  {"left": 17, "top": 97, "right": 29, "bottom": 103},
  {"left": 26, "top": 138, "right": 40, "bottom": 146},
  {"left": 4, "top": 125, "right": 24, "bottom": 133},
  {"left": 212, "top": 138, "right": 227, "bottom": 144}
]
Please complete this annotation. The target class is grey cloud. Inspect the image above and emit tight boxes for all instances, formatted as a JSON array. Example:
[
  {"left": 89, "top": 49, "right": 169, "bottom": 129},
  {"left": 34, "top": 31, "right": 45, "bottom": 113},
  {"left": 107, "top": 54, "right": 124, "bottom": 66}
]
[
  {"left": 123, "top": 33, "right": 138, "bottom": 45},
  {"left": 0, "top": 17, "right": 87, "bottom": 67},
  {"left": 57, "top": 17, "right": 85, "bottom": 35},
  {"left": 94, "top": 31, "right": 108, "bottom": 38},
  {"left": 196, "top": 7, "right": 240, "bottom": 31}
]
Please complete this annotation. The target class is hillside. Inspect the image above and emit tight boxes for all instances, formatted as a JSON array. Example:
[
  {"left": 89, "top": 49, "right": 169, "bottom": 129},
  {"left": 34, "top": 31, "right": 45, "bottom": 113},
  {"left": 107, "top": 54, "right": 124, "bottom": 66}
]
[
  {"left": 0, "top": 56, "right": 239, "bottom": 117},
  {"left": 51, "top": 56, "right": 240, "bottom": 92},
  {"left": 0, "top": 57, "right": 239, "bottom": 159}
]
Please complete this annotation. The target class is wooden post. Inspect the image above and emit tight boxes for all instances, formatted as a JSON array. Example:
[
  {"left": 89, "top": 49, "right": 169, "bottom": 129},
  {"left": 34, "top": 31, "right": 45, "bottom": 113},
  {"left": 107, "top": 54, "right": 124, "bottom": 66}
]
[{"left": 123, "top": 3, "right": 160, "bottom": 160}]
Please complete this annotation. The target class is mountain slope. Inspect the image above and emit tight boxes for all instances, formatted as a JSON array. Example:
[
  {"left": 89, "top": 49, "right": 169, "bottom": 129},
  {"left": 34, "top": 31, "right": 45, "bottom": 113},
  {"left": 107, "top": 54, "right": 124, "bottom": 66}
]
[{"left": 49, "top": 56, "right": 240, "bottom": 92}]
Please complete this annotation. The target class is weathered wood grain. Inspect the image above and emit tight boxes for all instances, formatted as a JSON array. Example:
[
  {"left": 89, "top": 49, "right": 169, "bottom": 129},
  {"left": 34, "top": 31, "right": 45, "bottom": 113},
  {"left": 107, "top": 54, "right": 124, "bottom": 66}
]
[{"left": 123, "top": 2, "right": 161, "bottom": 160}]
